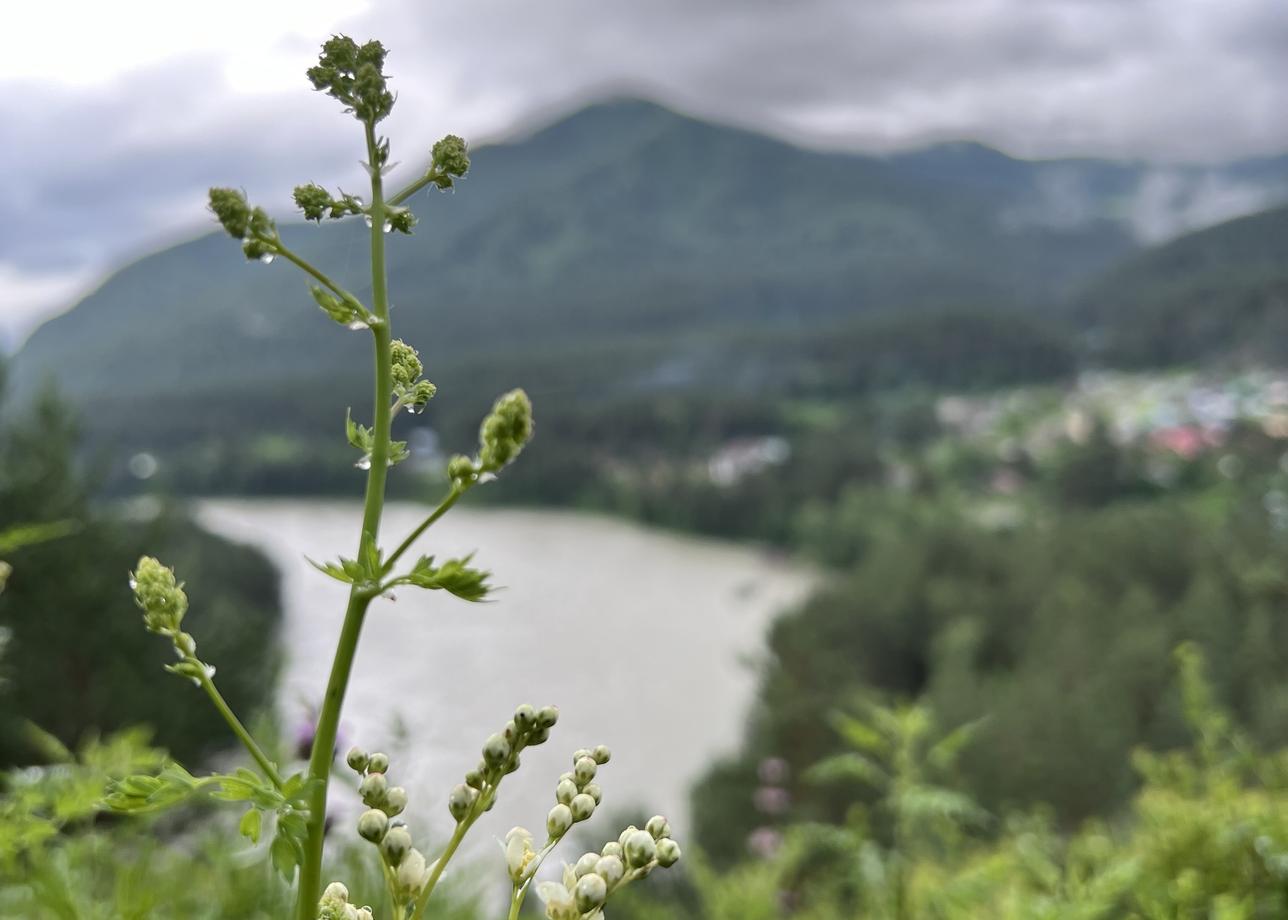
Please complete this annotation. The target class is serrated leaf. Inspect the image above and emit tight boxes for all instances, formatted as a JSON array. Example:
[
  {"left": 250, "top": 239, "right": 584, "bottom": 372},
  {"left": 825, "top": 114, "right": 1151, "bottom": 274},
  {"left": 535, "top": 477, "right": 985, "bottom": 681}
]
[
  {"left": 270, "top": 831, "right": 298, "bottom": 881},
  {"left": 345, "top": 409, "right": 373, "bottom": 452},
  {"left": 386, "top": 553, "right": 491, "bottom": 602},
  {"left": 239, "top": 808, "right": 263, "bottom": 844},
  {"left": 306, "top": 557, "right": 354, "bottom": 584}
]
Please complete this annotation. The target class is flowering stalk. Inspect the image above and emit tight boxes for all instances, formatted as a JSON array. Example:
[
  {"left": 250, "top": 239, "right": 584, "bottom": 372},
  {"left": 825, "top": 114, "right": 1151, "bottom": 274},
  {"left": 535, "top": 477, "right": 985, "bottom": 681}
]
[{"left": 111, "top": 35, "right": 679, "bottom": 920}]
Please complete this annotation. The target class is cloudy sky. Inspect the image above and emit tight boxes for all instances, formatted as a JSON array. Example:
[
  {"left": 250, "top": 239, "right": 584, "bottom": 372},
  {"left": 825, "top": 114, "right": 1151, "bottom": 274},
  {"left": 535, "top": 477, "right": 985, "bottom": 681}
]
[{"left": 3, "top": 0, "right": 1286, "bottom": 346}]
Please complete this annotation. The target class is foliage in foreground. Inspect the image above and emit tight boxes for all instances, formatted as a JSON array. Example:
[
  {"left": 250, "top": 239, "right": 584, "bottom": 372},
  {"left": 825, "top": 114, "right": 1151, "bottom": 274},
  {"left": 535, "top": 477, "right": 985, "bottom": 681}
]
[{"left": 611, "top": 646, "right": 1288, "bottom": 920}]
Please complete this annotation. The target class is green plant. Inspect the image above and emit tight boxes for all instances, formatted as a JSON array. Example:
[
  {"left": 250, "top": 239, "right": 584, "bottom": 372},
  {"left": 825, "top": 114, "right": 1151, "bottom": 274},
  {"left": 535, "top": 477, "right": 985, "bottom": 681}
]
[{"left": 106, "top": 36, "right": 681, "bottom": 920}]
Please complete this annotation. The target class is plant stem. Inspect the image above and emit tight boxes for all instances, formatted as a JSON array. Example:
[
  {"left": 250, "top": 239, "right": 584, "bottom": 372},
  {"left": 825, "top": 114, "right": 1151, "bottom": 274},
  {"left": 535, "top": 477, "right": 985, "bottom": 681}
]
[
  {"left": 196, "top": 668, "right": 284, "bottom": 791},
  {"left": 383, "top": 487, "right": 463, "bottom": 572},
  {"left": 275, "top": 243, "right": 363, "bottom": 307},
  {"left": 411, "top": 795, "right": 489, "bottom": 920},
  {"left": 388, "top": 168, "right": 441, "bottom": 208},
  {"left": 294, "top": 120, "right": 396, "bottom": 920}
]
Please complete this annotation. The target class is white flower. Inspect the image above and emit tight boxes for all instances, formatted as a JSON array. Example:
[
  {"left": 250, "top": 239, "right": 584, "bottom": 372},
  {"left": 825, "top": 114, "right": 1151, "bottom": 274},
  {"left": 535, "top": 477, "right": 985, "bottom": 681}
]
[{"left": 504, "top": 826, "right": 536, "bottom": 882}]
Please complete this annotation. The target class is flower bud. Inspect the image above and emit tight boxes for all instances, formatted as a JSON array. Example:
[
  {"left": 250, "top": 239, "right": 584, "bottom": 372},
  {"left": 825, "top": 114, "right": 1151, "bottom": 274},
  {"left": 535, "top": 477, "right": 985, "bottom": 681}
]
[
  {"left": 528, "top": 726, "right": 551, "bottom": 745},
  {"left": 595, "top": 854, "right": 625, "bottom": 885},
  {"left": 656, "top": 838, "right": 682, "bottom": 868},
  {"left": 601, "top": 841, "right": 623, "bottom": 859},
  {"left": 131, "top": 556, "right": 188, "bottom": 634},
  {"left": 432, "top": 135, "right": 470, "bottom": 176},
  {"left": 345, "top": 746, "right": 369, "bottom": 773},
  {"left": 570, "top": 793, "right": 596, "bottom": 823},
  {"left": 367, "top": 752, "right": 390, "bottom": 774},
  {"left": 573, "top": 749, "right": 591, "bottom": 763},
  {"left": 514, "top": 704, "right": 536, "bottom": 730},
  {"left": 464, "top": 767, "right": 484, "bottom": 789},
  {"left": 618, "top": 826, "right": 638, "bottom": 849},
  {"left": 447, "top": 454, "right": 476, "bottom": 488},
  {"left": 624, "top": 830, "right": 656, "bottom": 869},
  {"left": 381, "top": 825, "right": 411, "bottom": 867},
  {"left": 208, "top": 188, "right": 252, "bottom": 239},
  {"left": 384, "top": 786, "right": 408, "bottom": 817},
  {"left": 357, "top": 809, "right": 388, "bottom": 843},
  {"left": 574, "top": 852, "right": 600, "bottom": 879},
  {"left": 448, "top": 784, "right": 476, "bottom": 822},
  {"left": 477, "top": 389, "right": 534, "bottom": 473},
  {"left": 555, "top": 778, "right": 578, "bottom": 805},
  {"left": 592, "top": 745, "right": 612, "bottom": 765},
  {"left": 574, "top": 873, "right": 608, "bottom": 913},
  {"left": 583, "top": 783, "right": 603, "bottom": 805},
  {"left": 646, "top": 815, "right": 671, "bottom": 840},
  {"left": 483, "top": 733, "right": 511, "bottom": 768},
  {"left": 322, "top": 881, "right": 349, "bottom": 903},
  {"left": 547, "top": 803, "right": 573, "bottom": 837},
  {"left": 574, "top": 757, "right": 597, "bottom": 785},
  {"left": 358, "top": 772, "right": 387, "bottom": 806},
  {"left": 536, "top": 706, "right": 560, "bottom": 729},
  {"left": 502, "top": 720, "right": 519, "bottom": 743},
  {"left": 397, "top": 847, "right": 428, "bottom": 897}
]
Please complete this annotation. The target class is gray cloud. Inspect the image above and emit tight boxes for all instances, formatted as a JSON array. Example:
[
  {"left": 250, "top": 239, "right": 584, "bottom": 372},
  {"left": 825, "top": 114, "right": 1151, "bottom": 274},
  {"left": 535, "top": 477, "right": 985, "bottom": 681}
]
[{"left": 3, "top": 0, "right": 1287, "bottom": 343}]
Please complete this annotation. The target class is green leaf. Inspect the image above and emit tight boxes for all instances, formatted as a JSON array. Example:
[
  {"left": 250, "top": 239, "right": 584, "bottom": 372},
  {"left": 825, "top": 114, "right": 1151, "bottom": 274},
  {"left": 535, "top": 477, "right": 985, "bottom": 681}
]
[
  {"left": 102, "top": 762, "right": 198, "bottom": 815},
  {"left": 386, "top": 553, "right": 492, "bottom": 602},
  {"left": 805, "top": 752, "right": 889, "bottom": 789},
  {"left": 239, "top": 808, "right": 263, "bottom": 844},
  {"left": 345, "top": 409, "right": 373, "bottom": 452},
  {"left": 270, "top": 831, "right": 299, "bottom": 881},
  {"left": 307, "top": 557, "right": 354, "bottom": 584},
  {"left": 829, "top": 712, "right": 890, "bottom": 757},
  {"left": 0, "top": 520, "right": 80, "bottom": 554},
  {"left": 927, "top": 717, "right": 989, "bottom": 773}
]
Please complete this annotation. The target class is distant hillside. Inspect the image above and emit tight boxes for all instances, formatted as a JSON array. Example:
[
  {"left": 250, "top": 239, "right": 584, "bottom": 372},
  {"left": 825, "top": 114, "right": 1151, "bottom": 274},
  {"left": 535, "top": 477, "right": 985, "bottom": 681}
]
[
  {"left": 1073, "top": 205, "right": 1288, "bottom": 367},
  {"left": 10, "top": 99, "right": 1288, "bottom": 489}
]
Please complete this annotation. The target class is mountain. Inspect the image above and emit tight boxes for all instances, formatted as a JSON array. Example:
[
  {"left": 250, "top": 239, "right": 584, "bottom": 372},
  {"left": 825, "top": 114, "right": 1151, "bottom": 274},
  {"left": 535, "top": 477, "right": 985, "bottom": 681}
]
[
  {"left": 1072, "top": 205, "right": 1288, "bottom": 367},
  {"left": 9, "top": 99, "right": 1288, "bottom": 490}
]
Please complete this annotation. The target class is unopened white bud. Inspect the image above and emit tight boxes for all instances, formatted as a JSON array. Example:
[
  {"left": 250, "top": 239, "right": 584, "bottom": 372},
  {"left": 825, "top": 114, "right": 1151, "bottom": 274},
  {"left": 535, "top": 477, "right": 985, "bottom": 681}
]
[
  {"left": 547, "top": 803, "right": 573, "bottom": 837},
  {"left": 575, "top": 873, "right": 608, "bottom": 913},
  {"left": 574, "top": 852, "right": 600, "bottom": 878},
  {"left": 625, "top": 830, "right": 656, "bottom": 869},
  {"left": 397, "top": 848, "right": 428, "bottom": 896},
  {"left": 595, "top": 854, "right": 625, "bottom": 885},
  {"left": 570, "top": 793, "right": 596, "bottom": 822}
]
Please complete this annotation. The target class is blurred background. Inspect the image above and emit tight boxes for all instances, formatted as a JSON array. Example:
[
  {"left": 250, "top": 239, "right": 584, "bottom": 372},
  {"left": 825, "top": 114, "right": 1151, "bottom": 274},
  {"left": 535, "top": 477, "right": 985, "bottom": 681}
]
[{"left": 4, "top": 1, "right": 1288, "bottom": 917}]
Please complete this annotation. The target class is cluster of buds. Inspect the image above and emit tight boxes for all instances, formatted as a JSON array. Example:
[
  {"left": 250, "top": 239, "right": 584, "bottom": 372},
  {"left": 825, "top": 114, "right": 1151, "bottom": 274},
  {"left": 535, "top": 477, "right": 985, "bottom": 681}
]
[
  {"left": 535, "top": 816, "right": 681, "bottom": 920},
  {"left": 306, "top": 36, "right": 394, "bottom": 125},
  {"left": 451, "top": 704, "right": 559, "bottom": 824},
  {"left": 208, "top": 187, "right": 279, "bottom": 262},
  {"left": 390, "top": 340, "right": 437, "bottom": 415},
  {"left": 316, "top": 881, "right": 373, "bottom": 920},
  {"left": 448, "top": 389, "right": 535, "bottom": 488},
  {"left": 428, "top": 135, "right": 470, "bottom": 189},
  {"left": 130, "top": 557, "right": 209, "bottom": 682},
  {"left": 293, "top": 183, "right": 365, "bottom": 222},
  {"left": 547, "top": 745, "right": 610, "bottom": 839},
  {"left": 346, "top": 747, "right": 428, "bottom": 899}
]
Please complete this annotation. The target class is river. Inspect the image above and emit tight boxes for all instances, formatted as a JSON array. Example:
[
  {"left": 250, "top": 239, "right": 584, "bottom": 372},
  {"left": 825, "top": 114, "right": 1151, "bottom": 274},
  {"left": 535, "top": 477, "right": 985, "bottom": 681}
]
[{"left": 196, "top": 498, "right": 814, "bottom": 870}]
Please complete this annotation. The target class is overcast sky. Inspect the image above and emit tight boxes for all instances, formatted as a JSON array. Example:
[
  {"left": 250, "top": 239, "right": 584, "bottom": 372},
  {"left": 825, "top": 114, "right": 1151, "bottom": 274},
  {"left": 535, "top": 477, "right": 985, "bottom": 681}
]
[{"left": 3, "top": 0, "right": 1286, "bottom": 346}]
